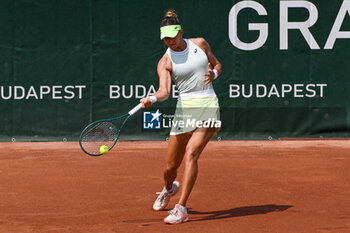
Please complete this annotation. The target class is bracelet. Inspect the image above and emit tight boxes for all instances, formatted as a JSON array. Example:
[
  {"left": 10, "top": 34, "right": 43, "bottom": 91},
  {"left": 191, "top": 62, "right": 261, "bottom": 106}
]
[
  {"left": 149, "top": 96, "right": 157, "bottom": 103},
  {"left": 213, "top": 69, "right": 219, "bottom": 80}
]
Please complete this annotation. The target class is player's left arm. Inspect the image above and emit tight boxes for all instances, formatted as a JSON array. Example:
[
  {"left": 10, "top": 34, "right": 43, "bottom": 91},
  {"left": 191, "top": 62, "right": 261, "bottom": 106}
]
[{"left": 191, "top": 38, "right": 222, "bottom": 85}]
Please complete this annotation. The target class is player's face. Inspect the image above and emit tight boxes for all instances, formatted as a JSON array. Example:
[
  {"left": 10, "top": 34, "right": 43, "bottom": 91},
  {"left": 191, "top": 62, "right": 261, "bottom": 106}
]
[{"left": 163, "top": 30, "right": 184, "bottom": 51}]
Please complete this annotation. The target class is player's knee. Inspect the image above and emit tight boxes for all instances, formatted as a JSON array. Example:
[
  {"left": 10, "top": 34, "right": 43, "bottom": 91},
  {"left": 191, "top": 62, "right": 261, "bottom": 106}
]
[{"left": 185, "top": 148, "right": 200, "bottom": 162}]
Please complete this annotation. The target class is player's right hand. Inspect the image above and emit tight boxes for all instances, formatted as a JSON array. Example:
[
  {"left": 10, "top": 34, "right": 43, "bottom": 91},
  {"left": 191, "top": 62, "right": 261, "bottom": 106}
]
[{"left": 140, "top": 97, "right": 153, "bottom": 109}]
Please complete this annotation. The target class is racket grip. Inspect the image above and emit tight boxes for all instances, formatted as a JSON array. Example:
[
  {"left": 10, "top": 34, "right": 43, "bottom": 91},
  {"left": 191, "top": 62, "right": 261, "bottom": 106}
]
[{"left": 128, "top": 103, "right": 143, "bottom": 116}]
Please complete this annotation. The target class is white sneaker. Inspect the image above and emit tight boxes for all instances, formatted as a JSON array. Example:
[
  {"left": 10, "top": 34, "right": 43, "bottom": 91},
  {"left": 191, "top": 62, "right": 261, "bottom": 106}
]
[
  {"left": 153, "top": 181, "right": 180, "bottom": 211},
  {"left": 164, "top": 204, "right": 189, "bottom": 224}
]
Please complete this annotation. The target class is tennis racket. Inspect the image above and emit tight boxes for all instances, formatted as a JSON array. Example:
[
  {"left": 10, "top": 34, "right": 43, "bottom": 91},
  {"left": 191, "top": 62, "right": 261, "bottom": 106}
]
[{"left": 79, "top": 103, "right": 142, "bottom": 156}]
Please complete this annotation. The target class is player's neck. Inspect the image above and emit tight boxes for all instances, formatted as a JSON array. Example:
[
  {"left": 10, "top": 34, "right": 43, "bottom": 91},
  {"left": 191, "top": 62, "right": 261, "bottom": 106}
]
[
  {"left": 172, "top": 39, "right": 187, "bottom": 52},
  {"left": 179, "top": 39, "right": 187, "bottom": 51}
]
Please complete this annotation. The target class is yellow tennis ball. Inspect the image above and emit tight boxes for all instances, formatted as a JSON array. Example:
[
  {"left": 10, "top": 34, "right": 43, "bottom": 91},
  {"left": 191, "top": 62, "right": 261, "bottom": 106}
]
[{"left": 99, "top": 145, "right": 109, "bottom": 154}]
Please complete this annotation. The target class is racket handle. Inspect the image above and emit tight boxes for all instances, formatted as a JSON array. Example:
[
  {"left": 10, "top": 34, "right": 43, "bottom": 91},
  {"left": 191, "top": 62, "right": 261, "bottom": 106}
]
[{"left": 128, "top": 103, "right": 143, "bottom": 116}]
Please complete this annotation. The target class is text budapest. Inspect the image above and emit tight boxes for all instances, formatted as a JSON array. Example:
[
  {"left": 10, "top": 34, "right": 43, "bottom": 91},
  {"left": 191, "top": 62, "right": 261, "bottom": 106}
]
[{"left": 229, "top": 83, "right": 327, "bottom": 98}]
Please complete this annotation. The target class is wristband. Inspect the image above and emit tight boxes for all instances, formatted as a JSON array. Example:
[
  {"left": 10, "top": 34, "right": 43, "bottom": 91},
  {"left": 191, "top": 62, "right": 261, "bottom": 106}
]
[
  {"left": 213, "top": 69, "right": 219, "bottom": 80},
  {"left": 149, "top": 96, "right": 157, "bottom": 103}
]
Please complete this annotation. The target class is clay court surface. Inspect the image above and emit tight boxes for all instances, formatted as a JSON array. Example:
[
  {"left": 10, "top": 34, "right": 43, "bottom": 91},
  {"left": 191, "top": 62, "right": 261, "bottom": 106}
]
[{"left": 0, "top": 140, "right": 350, "bottom": 233}]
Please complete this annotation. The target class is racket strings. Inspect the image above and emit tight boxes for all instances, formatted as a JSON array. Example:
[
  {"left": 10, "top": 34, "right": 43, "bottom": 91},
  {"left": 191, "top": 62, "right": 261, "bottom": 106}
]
[{"left": 80, "top": 121, "right": 119, "bottom": 155}]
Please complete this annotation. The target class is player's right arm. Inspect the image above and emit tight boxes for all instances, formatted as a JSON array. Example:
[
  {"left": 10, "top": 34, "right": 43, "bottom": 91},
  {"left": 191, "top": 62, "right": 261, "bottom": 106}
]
[{"left": 140, "top": 54, "right": 172, "bottom": 108}]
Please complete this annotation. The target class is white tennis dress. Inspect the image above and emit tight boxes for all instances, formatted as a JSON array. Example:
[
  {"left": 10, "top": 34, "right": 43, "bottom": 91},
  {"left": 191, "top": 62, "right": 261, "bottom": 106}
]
[{"left": 166, "top": 39, "right": 220, "bottom": 135}]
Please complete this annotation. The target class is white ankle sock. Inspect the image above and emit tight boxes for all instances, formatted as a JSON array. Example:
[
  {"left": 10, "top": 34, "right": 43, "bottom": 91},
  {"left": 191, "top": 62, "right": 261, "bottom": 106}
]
[
  {"left": 166, "top": 183, "right": 175, "bottom": 193},
  {"left": 177, "top": 204, "right": 187, "bottom": 213}
]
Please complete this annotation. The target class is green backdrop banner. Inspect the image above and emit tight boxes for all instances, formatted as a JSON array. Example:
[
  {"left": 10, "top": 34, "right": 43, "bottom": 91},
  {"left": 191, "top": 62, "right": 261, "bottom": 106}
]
[{"left": 0, "top": 0, "right": 349, "bottom": 141}]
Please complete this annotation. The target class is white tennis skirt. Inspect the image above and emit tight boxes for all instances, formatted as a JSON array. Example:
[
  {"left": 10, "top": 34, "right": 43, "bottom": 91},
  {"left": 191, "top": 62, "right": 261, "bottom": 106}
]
[{"left": 170, "top": 92, "right": 220, "bottom": 136}]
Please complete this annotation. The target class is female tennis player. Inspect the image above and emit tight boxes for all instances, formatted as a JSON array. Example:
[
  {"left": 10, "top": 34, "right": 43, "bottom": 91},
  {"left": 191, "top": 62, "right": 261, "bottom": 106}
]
[{"left": 140, "top": 9, "right": 222, "bottom": 224}]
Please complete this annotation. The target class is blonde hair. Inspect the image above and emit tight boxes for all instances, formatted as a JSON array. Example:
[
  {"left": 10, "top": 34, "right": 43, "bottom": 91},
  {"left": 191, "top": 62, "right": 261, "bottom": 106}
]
[
  {"left": 160, "top": 9, "right": 180, "bottom": 27},
  {"left": 165, "top": 10, "right": 177, "bottom": 18}
]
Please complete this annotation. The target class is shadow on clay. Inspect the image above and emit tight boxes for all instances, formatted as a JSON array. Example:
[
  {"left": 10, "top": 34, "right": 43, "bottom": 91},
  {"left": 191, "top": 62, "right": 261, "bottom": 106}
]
[{"left": 187, "top": 204, "right": 293, "bottom": 222}]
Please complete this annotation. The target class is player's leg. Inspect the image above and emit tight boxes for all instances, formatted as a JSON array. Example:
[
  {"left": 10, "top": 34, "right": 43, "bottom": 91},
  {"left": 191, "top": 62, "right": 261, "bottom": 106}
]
[
  {"left": 164, "top": 133, "right": 191, "bottom": 190},
  {"left": 178, "top": 126, "right": 216, "bottom": 206},
  {"left": 164, "top": 126, "right": 216, "bottom": 223},
  {"left": 153, "top": 133, "right": 191, "bottom": 211}
]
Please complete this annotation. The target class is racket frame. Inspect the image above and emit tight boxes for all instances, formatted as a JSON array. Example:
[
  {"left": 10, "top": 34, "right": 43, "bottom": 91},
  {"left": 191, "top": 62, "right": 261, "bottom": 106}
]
[
  {"left": 79, "top": 113, "right": 130, "bottom": 156},
  {"left": 79, "top": 103, "right": 142, "bottom": 156}
]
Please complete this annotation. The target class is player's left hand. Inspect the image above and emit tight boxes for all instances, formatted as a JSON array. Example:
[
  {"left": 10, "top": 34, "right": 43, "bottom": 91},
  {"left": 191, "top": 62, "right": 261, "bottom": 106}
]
[{"left": 203, "top": 63, "right": 215, "bottom": 85}]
